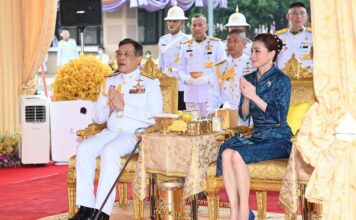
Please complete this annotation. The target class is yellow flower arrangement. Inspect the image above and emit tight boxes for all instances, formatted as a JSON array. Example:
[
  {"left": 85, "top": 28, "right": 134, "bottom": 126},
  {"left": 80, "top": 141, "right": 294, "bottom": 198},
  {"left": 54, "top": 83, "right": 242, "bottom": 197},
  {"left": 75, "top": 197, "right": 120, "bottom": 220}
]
[
  {"left": 52, "top": 54, "right": 112, "bottom": 101},
  {"left": 0, "top": 132, "right": 21, "bottom": 167}
]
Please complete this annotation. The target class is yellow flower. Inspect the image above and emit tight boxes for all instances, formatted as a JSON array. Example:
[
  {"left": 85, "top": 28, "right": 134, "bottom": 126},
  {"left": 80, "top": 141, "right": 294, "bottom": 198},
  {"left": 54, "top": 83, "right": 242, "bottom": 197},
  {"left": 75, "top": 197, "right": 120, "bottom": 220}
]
[{"left": 52, "top": 54, "right": 112, "bottom": 101}]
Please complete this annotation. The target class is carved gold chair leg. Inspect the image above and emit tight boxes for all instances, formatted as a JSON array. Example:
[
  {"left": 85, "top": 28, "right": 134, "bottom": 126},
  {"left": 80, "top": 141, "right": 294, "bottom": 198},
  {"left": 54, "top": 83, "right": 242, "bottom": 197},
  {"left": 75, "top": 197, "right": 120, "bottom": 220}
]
[
  {"left": 133, "top": 194, "right": 144, "bottom": 220},
  {"left": 207, "top": 188, "right": 220, "bottom": 220},
  {"left": 118, "top": 183, "right": 128, "bottom": 207},
  {"left": 285, "top": 210, "right": 297, "bottom": 220},
  {"left": 255, "top": 191, "right": 267, "bottom": 220},
  {"left": 67, "top": 158, "right": 78, "bottom": 217}
]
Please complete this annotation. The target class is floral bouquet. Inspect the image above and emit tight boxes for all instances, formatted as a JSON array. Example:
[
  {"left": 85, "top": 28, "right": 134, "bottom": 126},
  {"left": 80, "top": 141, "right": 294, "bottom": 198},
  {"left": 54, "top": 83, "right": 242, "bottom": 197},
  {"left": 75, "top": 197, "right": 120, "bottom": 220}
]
[
  {"left": 0, "top": 133, "right": 21, "bottom": 168},
  {"left": 52, "top": 54, "right": 112, "bottom": 101}
]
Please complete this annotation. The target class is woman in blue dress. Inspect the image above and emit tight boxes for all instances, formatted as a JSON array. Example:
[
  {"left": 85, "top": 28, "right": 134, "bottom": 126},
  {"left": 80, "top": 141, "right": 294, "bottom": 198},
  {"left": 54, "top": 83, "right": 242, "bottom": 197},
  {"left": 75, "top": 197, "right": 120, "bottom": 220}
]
[{"left": 216, "top": 33, "right": 292, "bottom": 220}]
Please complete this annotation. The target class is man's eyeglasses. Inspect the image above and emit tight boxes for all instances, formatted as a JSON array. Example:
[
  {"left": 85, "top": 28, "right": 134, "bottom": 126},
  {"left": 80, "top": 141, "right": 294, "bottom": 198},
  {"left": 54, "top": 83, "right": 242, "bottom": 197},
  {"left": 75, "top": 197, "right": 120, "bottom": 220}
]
[
  {"left": 290, "top": 12, "right": 307, "bottom": 17},
  {"left": 116, "top": 51, "right": 135, "bottom": 58}
]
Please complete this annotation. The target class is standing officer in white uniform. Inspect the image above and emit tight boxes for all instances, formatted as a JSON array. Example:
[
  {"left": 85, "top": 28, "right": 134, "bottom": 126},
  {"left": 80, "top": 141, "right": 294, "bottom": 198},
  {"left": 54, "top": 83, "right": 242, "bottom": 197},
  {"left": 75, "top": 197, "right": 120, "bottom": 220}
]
[
  {"left": 158, "top": 5, "right": 189, "bottom": 110},
  {"left": 57, "top": 30, "right": 79, "bottom": 67},
  {"left": 70, "top": 39, "right": 163, "bottom": 220},
  {"left": 224, "top": 6, "right": 252, "bottom": 56},
  {"left": 178, "top": 14, "right": 226, "bottom": 117},
  {"left": 276, "top": 2, "right": 313, "bottom": 72},
  {"left": 208, "top": 30, "right": 255, "bottom": 125}
]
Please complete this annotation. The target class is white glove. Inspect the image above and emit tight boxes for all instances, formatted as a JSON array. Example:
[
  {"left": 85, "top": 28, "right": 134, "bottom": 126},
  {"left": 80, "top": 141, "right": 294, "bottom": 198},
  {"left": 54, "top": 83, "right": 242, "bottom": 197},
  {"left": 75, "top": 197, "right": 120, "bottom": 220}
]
[{"left": 185, "top": 76, "right": 209, "bottom": 85}]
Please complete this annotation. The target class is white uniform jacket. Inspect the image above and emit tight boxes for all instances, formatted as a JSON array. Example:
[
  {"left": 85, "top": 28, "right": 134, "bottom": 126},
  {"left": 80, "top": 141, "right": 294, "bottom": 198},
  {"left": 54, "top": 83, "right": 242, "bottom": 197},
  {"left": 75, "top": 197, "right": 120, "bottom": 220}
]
[
  {"left": 178, "top": 36, "right": 227, "bottom": 103},
  {"left": 276, "top": 27, "right": 313, "bottom": 72},
  {"left": 158, "top": 31, "right": 190, "bottom": 91},
  {"left": 93, "top": 67, "right": 163, "bottom": 133},
  {"left": 57, "top": 39, "right": 79, "bottom": 67},
  {"left": 208, "top": 54, "right": 255, "bottom": 114}
]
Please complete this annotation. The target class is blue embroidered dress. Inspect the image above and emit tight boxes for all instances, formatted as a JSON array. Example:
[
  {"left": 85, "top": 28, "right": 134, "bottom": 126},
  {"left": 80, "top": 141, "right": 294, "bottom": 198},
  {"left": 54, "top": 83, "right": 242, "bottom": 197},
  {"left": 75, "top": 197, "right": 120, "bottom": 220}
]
[{"left": 216, "top": 66, "right": 292, "bottom": 176}]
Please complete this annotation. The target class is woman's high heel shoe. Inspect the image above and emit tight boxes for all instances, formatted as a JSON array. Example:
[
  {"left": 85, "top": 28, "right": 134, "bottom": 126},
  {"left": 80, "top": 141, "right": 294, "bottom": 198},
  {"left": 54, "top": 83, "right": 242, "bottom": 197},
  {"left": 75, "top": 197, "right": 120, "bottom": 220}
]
[{"left": 249, "top": 209, "right": 255, "bottom": 220}]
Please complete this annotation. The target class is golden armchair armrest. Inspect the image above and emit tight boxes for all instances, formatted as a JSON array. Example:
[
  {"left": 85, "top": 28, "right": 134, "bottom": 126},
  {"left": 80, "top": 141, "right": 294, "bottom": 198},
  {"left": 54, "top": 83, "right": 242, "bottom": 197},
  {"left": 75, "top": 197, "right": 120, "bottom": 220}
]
[
  {"left": 76, "top": 122, "right": 107, "bottom": 139},
  {"left": 215, "top": 126, "right": 253, "bottom": 142}
]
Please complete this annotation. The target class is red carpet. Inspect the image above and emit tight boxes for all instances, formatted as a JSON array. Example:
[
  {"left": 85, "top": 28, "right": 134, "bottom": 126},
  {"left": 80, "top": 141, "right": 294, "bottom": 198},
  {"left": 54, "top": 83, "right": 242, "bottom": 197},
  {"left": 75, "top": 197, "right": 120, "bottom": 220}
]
[
  {"left": 0, "top": 164, "right": 68, "bottom": 220},
  {"left": 0, "top": 165, "right": 287, "bottom": 219}
]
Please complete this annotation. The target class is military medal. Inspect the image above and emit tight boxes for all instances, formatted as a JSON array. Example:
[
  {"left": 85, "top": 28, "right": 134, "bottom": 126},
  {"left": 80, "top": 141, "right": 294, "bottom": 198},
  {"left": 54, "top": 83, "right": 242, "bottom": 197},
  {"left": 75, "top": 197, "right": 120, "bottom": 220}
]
[
  {"left": 129, "top": 78, "right": 145, "bottom": 94},
  {"left": 205, "top": 41, "right": 213, "bottom": 55}
]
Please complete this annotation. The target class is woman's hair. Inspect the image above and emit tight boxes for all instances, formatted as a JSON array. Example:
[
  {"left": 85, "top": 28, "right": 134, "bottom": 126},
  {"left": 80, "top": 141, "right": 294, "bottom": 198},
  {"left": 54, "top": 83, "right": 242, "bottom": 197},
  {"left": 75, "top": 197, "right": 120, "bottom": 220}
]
[{"left": 253, "top": 33, "right": 283, "bottom": 61}]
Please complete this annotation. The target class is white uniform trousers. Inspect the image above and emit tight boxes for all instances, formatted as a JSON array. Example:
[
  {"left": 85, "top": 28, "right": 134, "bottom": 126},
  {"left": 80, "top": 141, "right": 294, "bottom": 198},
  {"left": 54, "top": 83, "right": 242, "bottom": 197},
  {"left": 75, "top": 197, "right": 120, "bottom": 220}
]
[
  {"left": 186, "top": 102, "right": 208, "bottom": 118},
  {"left": 76, "top": 129, "right": 136, "bottom": 215}
]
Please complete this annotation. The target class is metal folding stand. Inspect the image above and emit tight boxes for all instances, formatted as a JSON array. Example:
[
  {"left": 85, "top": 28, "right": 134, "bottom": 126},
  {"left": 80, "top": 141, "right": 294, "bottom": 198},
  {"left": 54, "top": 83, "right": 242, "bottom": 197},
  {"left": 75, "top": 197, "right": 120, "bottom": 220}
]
[{"left": 93, "top": 137, "right": 142, "bottom": 220}]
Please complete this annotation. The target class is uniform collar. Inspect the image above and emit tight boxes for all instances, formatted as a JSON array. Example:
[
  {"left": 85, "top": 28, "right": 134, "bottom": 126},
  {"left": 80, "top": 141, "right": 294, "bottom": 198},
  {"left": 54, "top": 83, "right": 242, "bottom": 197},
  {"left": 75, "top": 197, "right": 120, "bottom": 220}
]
[
  {"left": 170, "top": 31, "right": 182, "bottom": 38},
  {"left": 289, "top": 26, "right": 305, "bottom": 35},
  {"left": 194, "top": 35, "right": 207, "bottom": 43},
  {"left": 121, "top": 67, "right": 140, "bottom": 79}
]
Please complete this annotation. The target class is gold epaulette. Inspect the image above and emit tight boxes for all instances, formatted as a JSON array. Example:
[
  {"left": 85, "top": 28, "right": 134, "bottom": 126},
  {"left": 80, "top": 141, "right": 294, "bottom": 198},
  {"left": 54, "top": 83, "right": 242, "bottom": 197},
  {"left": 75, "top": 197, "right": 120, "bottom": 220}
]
[
  {"left": 215, "top": 59, "right": 226, "bottom": 66},
  {"left": 182, "top": 39, "right": 193, "bottom": 44},
  {"left": 208, "top": 36, "right": 221, "bottom": 41},
  {"left": 105, "top": 71, "right": 120, "bottom": 77},
  {"left": 306, "top": 27, "right": 312, "bottom": 32},
  {"left": 275, "top": 28, "right": 288, "bottom": 35},
  {"left": 140, "top": 71, "right": 157, "bottom": 80}
]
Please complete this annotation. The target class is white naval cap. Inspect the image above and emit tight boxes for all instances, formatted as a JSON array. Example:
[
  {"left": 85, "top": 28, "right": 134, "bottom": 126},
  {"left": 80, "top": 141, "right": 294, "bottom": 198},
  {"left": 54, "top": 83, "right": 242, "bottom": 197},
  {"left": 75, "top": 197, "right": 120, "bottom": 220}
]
[
  {"left": 225, "top": 6, "right": 250, "bottom": 27},
  {"left": 164, "top": 5, "right": 187, "bottom": 20}
]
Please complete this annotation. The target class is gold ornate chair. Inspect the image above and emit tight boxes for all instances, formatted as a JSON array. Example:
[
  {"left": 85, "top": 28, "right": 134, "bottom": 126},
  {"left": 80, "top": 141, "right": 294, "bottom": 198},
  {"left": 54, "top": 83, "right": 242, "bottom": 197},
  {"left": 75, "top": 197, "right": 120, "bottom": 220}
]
[
  {"left": 206, "top": 57, "right": 315, "bottom": 220},
  {"left": 67, "top": 57, "right": 178, "bottom": 218}
]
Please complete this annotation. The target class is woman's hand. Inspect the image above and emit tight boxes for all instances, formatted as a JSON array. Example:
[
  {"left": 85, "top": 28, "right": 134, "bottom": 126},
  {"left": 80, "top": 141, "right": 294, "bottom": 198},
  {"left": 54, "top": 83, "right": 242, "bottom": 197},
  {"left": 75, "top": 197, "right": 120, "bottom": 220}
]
[{"left": 240, "top": 77, "right": 256, "bottom": 100}]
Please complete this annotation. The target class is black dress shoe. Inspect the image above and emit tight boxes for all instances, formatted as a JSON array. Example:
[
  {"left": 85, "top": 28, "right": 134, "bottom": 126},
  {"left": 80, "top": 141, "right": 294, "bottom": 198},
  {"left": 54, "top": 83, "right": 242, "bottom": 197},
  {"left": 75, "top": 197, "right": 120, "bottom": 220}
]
[
  {"left": 87, "top": 209, "right": 110, "bottom": 220},
  {"left": 69, "top": 206, "right": 95, "bottom": 220}
]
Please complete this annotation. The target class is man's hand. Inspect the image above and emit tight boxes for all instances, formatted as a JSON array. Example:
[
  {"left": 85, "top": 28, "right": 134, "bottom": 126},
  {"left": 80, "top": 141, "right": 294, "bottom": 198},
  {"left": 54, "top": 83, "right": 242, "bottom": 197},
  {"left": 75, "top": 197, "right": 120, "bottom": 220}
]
[{"left": 108, "top": 86, "right": 124, "bottom": 112}]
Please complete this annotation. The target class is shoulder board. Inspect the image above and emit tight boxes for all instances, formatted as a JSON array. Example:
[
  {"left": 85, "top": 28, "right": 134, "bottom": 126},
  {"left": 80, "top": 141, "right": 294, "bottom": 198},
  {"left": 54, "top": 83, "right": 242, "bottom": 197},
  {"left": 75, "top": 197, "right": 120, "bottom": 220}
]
[
  {"left": 306, "top": 27, "right": 312, "bottom": 32},
  {"left": 245, "top": 37, "right": 252, "bottom": 43},
  {"left": 215, "top": 59, "right": 226, "bottom": 66},
  {"left": 208, "top": 36, "right": 221, "bottom": 41},
  {"left": 160, "top": 34, "right": 170, "bottom": 39},
  {"left": 182, "top": 39, "right": 193, "bottom": 44},
  {"left": 140, "top": 71, "right": 157, "bottom": 80},
  {"left": 105, "top": 71, "right": 120, "bottom": 78},
  {"left": 275, "top": 28, "right": 288, "bottom": 35}
]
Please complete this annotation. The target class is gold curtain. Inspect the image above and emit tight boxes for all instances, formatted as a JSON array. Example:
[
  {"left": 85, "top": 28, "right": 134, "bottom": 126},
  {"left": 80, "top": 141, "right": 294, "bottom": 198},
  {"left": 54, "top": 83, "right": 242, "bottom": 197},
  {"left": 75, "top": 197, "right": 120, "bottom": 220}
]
[
  {"left": 0, "top": 0, "right": 56, "bottom": 132},
  {"left": 295, "top": 0, "right": 356, "bottom": 219}
]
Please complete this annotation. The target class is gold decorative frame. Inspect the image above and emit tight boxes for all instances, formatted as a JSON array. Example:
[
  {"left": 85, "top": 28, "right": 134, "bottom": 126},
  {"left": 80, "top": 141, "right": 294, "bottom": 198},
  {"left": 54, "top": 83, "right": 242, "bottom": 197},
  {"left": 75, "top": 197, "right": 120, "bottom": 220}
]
[{"left": 67, "top": 57, "right": 178, "bottom": 218}]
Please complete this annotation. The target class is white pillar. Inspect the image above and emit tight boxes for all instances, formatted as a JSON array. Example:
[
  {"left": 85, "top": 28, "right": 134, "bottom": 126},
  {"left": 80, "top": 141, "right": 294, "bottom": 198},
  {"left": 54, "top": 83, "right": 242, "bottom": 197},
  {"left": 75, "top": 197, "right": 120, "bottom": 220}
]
[{"left": 208, "top": 0, "right": 214, "bottom": 36}]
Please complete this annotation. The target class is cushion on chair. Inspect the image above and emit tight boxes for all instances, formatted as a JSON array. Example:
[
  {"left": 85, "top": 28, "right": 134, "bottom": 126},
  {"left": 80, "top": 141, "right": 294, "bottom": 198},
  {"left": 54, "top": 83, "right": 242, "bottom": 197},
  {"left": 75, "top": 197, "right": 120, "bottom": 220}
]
[
  {"left": 287, "top": 102, "right": 313, "bottom": 135},
  {"left": 207, "top": 159, "right": 289, "bottom": 180}
]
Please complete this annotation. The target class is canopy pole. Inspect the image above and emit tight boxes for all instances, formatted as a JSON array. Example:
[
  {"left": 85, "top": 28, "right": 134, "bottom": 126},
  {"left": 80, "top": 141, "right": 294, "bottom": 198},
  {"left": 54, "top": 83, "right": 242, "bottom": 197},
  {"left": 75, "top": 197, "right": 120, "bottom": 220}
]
[{"left": 208, "top": 0, "right": 214, "bottom": 36}]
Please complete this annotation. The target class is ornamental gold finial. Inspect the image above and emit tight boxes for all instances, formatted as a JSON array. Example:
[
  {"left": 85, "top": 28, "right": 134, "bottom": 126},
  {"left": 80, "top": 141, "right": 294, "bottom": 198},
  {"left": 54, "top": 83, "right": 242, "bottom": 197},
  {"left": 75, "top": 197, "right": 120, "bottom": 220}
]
[
  {"left": 282, "top": 53, "right": 312, "bottom": 79},
  {"left": 141, "top": 57, "right": 166, "bottom": 79}
]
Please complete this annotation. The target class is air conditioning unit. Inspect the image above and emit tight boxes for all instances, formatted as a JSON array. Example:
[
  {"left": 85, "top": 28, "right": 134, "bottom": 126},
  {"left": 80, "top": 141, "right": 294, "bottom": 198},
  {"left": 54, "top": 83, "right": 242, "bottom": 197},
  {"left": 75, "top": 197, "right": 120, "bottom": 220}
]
[
  {"left": 50, "top": 100, "right": 94, "bottom": 163},
  {"left": 20, "top": 95, "right": 50, "bottom": 164}
]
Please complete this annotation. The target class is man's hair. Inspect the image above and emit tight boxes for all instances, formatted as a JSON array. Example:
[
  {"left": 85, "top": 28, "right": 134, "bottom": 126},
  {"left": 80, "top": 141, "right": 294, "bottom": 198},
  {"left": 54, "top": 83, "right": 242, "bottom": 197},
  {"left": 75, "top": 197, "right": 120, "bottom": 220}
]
[
  {"left": 118, "top": 38, "right": 143, "bottom": 57},
  {"left": 289, "top": 2, "right": 306, "bottom": 9},
  {"left": 192, "top": 14, "right": 207, "bottom": 23},
  {"left": 228, "top": 29, "right": 246, "bottom": 39}
]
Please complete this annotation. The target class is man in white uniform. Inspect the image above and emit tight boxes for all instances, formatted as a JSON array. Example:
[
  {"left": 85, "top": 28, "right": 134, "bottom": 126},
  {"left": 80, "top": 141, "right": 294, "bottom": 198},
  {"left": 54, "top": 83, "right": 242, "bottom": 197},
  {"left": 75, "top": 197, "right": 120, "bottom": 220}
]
[
  {"left": 158, "top": 5, "right": 189, "bottom": 110},
  {"left": 57, "top": 30, "right": 79, "bottom": 67},
  {"left": 276, "top": 2, "right": 313, "bottom": 72},
  {"left": 224, "top": 6, "right": 252, "bottom": 56},
  {"left": 178, "top": 14, "right": 226, "bottom": 117},
  {"left": 208, "top": 30, "right": 255, "bottom": 125},
  {"left": 70, "top": 39, "right": 163, "bottom": 220}
]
